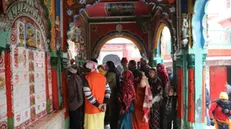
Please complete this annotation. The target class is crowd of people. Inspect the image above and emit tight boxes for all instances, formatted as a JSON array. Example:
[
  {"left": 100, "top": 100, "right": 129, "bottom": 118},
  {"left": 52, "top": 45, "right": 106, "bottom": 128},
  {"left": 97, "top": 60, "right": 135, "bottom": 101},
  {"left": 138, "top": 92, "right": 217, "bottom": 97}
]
[{"left": 67, "top": 57, "right": 177, "bottom": 129}]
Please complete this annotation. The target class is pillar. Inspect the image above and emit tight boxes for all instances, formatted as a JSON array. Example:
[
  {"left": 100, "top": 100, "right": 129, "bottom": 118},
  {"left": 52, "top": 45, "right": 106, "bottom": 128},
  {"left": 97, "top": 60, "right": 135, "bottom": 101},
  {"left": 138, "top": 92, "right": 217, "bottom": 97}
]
[
  {"left": 45, "top": 52, "right": 51, "bottom": 113},
  {"left": 186, "top": 48, "right": 207, "bottom": 128},
  {"left": 153, "top": 49, "right": 163, "bottom": 66},
  {"left": 50, "top": 52, "right": 60, "bottom": 110},
  {"left": 5, "top": 46, "right": 13, "bottom": 129},
  {"left": 60, "top": 52, "right": 69, "bottom": 119},
  {"left": 174, "top": 49, "right": 188, "bottom": 128}
]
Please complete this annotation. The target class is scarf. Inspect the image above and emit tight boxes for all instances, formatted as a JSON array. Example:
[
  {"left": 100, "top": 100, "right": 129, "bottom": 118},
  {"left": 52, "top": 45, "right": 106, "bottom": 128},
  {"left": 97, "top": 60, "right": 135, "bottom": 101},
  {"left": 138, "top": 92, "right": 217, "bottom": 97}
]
[
  {"left": 156, "top": 64, "right": 169, "bottom": 86},
  {"left": 68, "top": 66, "right": 77, "bottom": 74},
  {"left": 118, "top": 70, "right": 136, "bottom": 114},
  {"left": 142, "top": 78, "right": 153, "bottom": 123}
]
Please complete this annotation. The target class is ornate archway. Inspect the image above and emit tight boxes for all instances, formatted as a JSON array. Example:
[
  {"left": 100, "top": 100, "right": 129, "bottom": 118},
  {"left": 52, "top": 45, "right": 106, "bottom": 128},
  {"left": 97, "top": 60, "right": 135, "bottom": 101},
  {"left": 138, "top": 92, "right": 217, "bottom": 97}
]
[
  {"left": 91, "top": 31, "right": 147, "bottom": 59},
  {"left": 192, "top": 0, "right": 208, "bottom": 48}
]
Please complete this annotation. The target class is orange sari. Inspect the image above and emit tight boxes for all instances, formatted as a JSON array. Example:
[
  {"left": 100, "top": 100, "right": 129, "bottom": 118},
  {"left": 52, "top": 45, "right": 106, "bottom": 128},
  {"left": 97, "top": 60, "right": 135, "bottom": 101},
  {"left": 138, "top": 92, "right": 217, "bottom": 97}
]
[{"left": 132, "top": 87, "right": 150, "bottom": 129}]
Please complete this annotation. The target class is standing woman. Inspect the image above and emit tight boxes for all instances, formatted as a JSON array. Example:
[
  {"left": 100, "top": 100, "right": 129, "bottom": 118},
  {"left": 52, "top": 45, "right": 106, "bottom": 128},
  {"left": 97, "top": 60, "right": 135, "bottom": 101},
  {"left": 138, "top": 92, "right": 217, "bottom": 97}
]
[
  {"left": 132, "top": 70, "right": 153, "bottom": 129},
  {"left": 105, "top": 61, "right": 120, "bottom": 129},
  {"left": 156, "top": 63, "right": 169, "bottom": 97},
  {"left": 148, "top": 68, "right": 163, "bottom": 129},
  {"left": 118, "top": 70, "right": 136, "bottom": 129}
]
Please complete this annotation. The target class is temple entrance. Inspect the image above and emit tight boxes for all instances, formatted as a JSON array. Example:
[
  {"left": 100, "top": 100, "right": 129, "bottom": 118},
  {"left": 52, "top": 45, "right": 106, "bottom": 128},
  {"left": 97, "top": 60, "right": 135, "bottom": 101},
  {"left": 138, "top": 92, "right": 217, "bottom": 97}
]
[{"left": 98, "top": 37, "right": 141, "bottom": 66}]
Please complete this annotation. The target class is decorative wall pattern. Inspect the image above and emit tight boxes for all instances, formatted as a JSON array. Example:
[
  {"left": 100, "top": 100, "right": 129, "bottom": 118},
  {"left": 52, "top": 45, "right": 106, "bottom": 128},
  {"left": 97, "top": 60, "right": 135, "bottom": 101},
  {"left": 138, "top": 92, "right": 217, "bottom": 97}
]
[
  {"left": 46, "top": 0, "right": 56, "bottom": 52},
  {"left": 0, "top": 52, "right": 7, "bottom": 129},
  {"left": 11, "top": 18, "right": 47, "bottom": 128},
  {"left": 47, "top": 54, "right": 53, "bottom": 112},
  {"left": 67, "top": 22, "right": 86, "bottom": 60}
]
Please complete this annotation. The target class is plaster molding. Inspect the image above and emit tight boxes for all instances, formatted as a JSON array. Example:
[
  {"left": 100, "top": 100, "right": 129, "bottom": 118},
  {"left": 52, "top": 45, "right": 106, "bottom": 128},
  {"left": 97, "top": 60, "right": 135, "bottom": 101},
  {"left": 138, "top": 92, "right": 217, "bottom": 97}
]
[
  {"left": 80, "top": 10, "right": 150, "bottom": 23},
  {"left": 0, "top": 16, "right": 10, "bottom": 30}
]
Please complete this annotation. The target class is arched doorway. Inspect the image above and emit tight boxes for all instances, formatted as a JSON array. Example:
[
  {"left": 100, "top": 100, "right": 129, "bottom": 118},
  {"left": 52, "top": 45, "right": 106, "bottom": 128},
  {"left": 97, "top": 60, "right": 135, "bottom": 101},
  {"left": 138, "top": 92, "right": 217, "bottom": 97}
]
[
  {"left": 91, "top": 31, "right": 147, "bottom": 61},
  {"left": 153, "top": 23, "right": 173, "bottom": 67},
  {"left": 98, "top": 37, "right": 142, "bottom": 65}
]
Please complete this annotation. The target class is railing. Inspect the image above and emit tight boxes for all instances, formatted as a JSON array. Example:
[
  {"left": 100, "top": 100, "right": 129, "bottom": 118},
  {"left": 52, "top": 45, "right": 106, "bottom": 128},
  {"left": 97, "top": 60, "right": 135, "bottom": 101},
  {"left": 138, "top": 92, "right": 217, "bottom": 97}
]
[{"left": 207, "top": 30, "right": 231, "bottom": 47}]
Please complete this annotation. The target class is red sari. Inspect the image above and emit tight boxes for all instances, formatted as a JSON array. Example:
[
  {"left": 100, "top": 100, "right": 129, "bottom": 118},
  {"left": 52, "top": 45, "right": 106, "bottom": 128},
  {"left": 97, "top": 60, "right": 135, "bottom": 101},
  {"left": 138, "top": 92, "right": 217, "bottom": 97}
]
[{"left": 132, "top": 87, "right": 150, "bottom": 129}]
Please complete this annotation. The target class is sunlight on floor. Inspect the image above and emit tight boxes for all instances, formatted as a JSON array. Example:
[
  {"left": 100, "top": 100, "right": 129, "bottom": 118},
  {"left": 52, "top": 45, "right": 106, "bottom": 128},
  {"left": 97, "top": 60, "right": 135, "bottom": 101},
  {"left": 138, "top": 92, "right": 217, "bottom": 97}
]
[{"left": 206, "top": 126, "right": 215, "bottom": 129}]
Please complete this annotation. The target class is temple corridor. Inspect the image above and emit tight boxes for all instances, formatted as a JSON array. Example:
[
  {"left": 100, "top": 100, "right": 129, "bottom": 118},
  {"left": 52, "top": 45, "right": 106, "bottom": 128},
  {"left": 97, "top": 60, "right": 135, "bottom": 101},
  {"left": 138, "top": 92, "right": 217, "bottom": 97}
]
[{"left": 0, "top": 0, "right": 231, "bottom": 129}]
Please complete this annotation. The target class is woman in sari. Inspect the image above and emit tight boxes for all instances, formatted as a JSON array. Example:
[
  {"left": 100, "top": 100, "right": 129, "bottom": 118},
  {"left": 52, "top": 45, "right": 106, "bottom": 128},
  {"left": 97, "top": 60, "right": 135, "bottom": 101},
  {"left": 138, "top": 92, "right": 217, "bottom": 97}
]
[
  {"left": 132, "top": 70, "right": 153, "bottom": 129},
  {"left": 118, "top": 70, "right": 136, "bottom": 129},
  {"left": 148, "top": 68, "right": 163, "bottom": 129}
]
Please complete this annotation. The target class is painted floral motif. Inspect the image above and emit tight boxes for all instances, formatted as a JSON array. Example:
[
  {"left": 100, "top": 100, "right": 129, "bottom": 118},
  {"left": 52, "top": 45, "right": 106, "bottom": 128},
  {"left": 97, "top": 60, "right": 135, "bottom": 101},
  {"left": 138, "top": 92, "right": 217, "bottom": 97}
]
[
  {"left": 66, "top": 8, "right": 73, "bottom": 16},
  {"left": 11, "top": 32, "right": 17, "bottom": 45},
  {"left": 67, "top": 0, "right": 74, "bottom": 6},
  {"left": 116, "top": 24, "right": 123, "bottom": 32},
  {"left": 169, "top": 6, "right": 175, "bottom": 13},
  {"left": 79, "top": 0, "right": 86, "bottom": 4},
  {"left": 0, "top": 121, "right": 7, "bottom": 129}
]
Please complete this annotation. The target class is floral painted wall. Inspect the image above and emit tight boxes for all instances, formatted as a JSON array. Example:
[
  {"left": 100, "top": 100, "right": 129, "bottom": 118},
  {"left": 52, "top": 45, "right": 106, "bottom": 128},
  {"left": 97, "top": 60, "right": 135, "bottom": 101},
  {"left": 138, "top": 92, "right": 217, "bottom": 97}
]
[
  {"left": 0, "top": 52, "right": 7, "bottom": 128},
  {"left": 44, "top": 0, "right": 56, "bottom": 52},
  {"left": 10, "top": 16, "right": 48, "bottom": 129},
  {"left": 0, "top": 0, "right": 53, "bottom": 128}
]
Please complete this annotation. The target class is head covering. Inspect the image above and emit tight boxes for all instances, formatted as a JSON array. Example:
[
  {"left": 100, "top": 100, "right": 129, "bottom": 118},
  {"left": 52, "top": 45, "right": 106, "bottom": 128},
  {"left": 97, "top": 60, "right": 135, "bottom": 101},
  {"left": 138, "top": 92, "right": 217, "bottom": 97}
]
[
  {"left": 156, "top": 63, "right": 169, "bottom": 96},
  {"left": 118, "top": 70, "right": 135, "bottom": 114},
  {"left": 121, "top": 57, "right": 128, "bottom": 64},
  {"left": 219, "top": 92, "right": 228, "bottom": 100},
  {"left": 86, "top": 60, "right": 98, "bottom": 70},
  {"left": 156, "top": 64, "right": 169, "bottom": 85}
]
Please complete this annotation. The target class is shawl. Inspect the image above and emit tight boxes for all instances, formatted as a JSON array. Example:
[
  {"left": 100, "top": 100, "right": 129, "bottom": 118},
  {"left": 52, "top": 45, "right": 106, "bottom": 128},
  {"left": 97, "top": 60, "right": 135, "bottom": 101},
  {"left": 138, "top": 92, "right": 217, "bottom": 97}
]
[
  {"left": 142, "top": 77, "right": 153, "bottom": 123},
  {"left": 118, "top": 70, "right": 136, "bottom": 114},
  {"left": 67, "top": 73, "right": 84, "bottom": 111}
]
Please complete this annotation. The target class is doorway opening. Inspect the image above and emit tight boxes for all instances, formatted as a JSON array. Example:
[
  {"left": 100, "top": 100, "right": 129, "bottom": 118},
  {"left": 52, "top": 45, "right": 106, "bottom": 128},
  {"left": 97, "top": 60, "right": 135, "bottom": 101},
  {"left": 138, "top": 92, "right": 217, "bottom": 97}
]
[
  {"left": 203, "top": 0, "right": 231, "bottom": 101},
  {"left": 154, "top": 24, "right": 172, "bottom": 67},
  {"left": 97, "top": 37, "right": 142, "bottom": 66}
]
